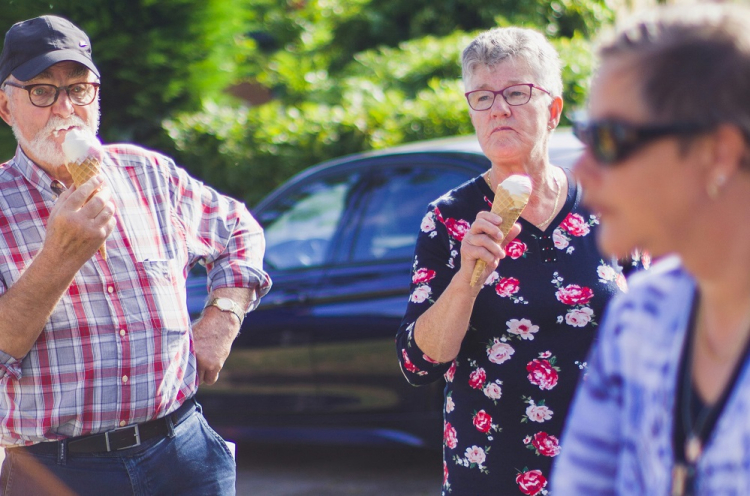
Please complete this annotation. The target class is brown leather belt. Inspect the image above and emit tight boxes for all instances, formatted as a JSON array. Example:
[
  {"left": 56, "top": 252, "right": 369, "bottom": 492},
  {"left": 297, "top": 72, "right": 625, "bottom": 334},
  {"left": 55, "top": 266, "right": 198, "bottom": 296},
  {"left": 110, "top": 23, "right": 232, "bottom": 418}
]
[{"left": 12, "top": 398, "right": 197, "bottom": 455}]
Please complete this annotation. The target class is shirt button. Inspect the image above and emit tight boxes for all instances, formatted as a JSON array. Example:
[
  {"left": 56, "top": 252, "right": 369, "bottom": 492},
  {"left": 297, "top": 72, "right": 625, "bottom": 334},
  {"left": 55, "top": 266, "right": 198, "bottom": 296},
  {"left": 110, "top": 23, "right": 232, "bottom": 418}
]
[
  {"left": 122, "top": 375, "right": 128, "bottom": 383},
  {"left": 119, "top": 420, "right": 127, "bottom": 427},
  {"left": 108, "top": 286, "right": 114, "bottom": 294},
  {"left": 119, "top": 329, "right": 126, "bottom": 337}
]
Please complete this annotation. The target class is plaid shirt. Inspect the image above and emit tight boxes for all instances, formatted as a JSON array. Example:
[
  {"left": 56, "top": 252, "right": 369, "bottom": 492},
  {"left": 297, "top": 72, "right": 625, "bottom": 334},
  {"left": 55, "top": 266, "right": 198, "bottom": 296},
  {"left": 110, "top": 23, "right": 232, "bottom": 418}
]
[{"left": 0, "top": 145, "right": 270, "bottom": 446}]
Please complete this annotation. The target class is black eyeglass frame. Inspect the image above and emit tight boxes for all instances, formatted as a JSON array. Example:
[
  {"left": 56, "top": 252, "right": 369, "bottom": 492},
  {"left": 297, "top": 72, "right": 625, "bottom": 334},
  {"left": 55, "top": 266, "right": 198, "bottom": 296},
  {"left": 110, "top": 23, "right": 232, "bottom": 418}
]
[
  {"left": 572, "top": 119, "right": 715, "bottom": 165},
  {"left": 464, "top": 83, "right": 552, "bottom": 111},
  {"left": 2, "top": 81, "right": 101, "bottom": 108}
]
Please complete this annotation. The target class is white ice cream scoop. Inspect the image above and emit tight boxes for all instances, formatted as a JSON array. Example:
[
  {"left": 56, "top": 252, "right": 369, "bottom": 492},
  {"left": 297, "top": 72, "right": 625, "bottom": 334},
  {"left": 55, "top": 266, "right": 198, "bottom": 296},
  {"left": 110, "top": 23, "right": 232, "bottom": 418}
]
[{"left": 62, "top": 128, "right": 104, "bottom": 164}]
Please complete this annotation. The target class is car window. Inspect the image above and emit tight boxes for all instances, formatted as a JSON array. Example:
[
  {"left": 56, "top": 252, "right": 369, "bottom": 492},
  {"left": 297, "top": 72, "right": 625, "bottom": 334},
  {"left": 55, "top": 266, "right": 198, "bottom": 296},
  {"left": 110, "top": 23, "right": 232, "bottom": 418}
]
[
  {"left": 260, "top": 170, "right": 362, "bottom": 270},
  {"left": 351, "top": 165, "right": 474, "bottom": 262}
]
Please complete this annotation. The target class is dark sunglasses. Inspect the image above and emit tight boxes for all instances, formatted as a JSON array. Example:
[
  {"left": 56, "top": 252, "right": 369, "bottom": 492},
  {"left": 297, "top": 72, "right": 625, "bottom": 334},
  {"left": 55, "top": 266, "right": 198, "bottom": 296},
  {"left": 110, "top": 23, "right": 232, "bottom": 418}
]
[{"left": 572, "top": 119, "right": 714, "bottom": 165}]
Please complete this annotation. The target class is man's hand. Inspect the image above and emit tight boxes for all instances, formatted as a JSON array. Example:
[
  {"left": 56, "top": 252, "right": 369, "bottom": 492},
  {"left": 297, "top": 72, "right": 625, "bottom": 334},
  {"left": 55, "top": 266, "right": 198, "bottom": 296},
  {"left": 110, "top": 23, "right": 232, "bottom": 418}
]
[
  {"left": 192, "top": 309, "right": 239, "bottom": 385},
  {"left": 45, "top": 176, "right": 115, "bottom": 269},
  {"left": 193, "top": 287, "right": 254, "bottom": 385}
]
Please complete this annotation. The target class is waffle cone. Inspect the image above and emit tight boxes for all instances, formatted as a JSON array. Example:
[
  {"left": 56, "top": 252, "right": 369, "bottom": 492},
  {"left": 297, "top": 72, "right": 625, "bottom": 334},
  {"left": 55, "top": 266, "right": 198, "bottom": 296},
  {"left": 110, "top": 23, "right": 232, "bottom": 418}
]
[
  {"left": 65, "top": 157, "right": 107, "bottom": 260},
  {"left": 470, "top": 184, "right": 530, "bottom": 287}
]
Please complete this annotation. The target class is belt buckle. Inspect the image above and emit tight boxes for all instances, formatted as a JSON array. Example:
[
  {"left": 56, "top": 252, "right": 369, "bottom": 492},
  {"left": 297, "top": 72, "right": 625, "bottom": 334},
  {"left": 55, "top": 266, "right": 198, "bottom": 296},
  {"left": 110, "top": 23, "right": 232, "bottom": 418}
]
[{"left": 105, "top": 424, "right": 141, "bottom": 451}]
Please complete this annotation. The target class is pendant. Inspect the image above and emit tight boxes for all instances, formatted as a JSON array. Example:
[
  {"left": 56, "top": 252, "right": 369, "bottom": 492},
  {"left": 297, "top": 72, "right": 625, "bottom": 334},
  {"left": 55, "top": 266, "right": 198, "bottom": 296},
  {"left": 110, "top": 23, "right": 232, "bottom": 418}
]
[
  {"left": 672, "top": 464, "right": 688, "bottom": 496},
  {"left": 685, "top": 435, "right": 702, "bottom": 464}
]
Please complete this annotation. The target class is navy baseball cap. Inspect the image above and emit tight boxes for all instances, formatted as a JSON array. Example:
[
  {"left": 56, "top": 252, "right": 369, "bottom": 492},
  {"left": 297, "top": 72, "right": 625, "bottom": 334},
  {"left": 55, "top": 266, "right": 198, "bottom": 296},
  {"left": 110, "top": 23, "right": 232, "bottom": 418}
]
[{"left": 0, "top": 15, "right": 100, "bottom": 84}]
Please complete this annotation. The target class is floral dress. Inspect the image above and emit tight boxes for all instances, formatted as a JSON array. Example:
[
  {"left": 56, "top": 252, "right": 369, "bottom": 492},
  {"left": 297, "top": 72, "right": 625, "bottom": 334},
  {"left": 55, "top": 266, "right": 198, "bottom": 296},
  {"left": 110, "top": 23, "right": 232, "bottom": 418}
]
[{"left": 396, "top": 169, "right": 646, "bottom": 496}]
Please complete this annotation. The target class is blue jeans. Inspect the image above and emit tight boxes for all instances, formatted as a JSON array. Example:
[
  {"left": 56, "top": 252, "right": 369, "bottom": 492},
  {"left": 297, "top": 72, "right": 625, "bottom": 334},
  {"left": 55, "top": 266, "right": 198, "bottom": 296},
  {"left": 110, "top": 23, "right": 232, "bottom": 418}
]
[{"left": 0, "top": 405, "right": 236, "bottom": 496}]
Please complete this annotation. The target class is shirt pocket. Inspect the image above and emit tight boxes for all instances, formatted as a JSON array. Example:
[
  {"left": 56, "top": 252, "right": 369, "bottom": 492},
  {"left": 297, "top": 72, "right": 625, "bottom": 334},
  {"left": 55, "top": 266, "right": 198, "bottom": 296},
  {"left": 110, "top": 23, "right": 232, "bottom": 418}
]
[{"left": 132, "top": 258, "right": 190, "bottom": 331}]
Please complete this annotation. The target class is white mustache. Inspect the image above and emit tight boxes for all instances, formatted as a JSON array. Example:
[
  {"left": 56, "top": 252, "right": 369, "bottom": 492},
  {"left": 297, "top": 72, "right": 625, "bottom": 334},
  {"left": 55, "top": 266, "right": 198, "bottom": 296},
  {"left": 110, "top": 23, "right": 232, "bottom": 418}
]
[{"left": 41, "top": 115, "right": 89, "bottom": 138}]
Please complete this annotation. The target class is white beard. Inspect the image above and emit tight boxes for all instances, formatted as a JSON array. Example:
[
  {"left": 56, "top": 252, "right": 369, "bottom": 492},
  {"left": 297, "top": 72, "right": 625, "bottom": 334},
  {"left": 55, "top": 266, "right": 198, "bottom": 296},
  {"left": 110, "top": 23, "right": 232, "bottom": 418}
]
[{"left": 9, "top": 97, "right": 100, "bottom": 168}]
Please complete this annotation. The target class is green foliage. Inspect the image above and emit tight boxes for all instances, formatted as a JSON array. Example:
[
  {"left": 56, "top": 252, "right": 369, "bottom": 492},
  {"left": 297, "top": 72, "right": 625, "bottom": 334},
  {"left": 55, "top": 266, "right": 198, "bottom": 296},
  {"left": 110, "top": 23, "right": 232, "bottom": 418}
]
[
  {"left": 0, "top": 0, "right": 253, "bottom": 155},
  {"left": 0, "top": 0, "right": 611, "bottom": 207}
]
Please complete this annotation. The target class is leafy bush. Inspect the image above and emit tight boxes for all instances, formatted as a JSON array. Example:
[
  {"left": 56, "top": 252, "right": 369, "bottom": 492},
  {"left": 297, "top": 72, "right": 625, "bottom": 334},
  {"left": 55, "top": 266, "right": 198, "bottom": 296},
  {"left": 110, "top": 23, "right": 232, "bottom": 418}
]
[{"left": 167, "top": 30, "right": 596, "bottom": 206}]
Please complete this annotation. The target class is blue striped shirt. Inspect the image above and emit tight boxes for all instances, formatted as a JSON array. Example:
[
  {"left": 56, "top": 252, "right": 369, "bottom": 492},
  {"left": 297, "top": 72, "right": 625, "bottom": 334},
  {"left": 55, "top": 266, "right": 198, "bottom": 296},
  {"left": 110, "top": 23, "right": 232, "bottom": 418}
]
[{"left": 552, "top": 255, "right": 750, "bottom": 495}]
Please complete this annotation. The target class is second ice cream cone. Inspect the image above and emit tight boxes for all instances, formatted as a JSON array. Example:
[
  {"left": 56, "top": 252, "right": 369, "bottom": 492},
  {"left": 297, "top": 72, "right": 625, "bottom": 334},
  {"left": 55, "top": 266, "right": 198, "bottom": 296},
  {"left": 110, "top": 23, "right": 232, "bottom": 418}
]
[{"left": 470, "top": 175, "right": 532, "bottom": 287}]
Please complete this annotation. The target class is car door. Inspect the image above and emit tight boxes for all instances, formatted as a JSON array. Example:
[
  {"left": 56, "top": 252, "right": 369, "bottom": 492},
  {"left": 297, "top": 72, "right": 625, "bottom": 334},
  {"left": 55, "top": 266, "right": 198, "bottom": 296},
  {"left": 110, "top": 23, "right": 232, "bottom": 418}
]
[
  {"left": 310, "top": 153, "right": 487, "bottom": 433},
  {"left": 197, "top": 165, "right": 366, "bottom": 431}
]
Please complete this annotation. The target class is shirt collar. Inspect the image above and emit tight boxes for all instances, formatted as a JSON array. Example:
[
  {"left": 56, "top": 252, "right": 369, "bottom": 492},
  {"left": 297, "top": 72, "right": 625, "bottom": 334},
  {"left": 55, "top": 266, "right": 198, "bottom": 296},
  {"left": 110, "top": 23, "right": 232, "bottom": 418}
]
[{"left": 11, "top": 146, "right": 66, "bottom": 198}]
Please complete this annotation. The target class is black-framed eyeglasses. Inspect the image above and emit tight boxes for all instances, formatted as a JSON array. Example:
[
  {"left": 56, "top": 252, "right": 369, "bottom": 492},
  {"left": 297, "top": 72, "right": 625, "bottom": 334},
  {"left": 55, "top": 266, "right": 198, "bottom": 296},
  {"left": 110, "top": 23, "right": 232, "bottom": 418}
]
[
  {"left": 572, "top": 119, "right": 714, "bottom": 165},
  {"left": 464, "top": 83, "right": 551, "bottom": 111},
  {"left": 2, "top": 81, "right": 100, "bottom": 108}
]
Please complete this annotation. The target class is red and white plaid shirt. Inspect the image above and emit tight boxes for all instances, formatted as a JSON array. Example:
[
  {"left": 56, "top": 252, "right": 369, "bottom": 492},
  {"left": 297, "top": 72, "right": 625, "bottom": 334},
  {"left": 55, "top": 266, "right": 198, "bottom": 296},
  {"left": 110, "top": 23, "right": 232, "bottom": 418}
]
[{"left": 0, "top": 145, "right": 270, "bottom": 446}]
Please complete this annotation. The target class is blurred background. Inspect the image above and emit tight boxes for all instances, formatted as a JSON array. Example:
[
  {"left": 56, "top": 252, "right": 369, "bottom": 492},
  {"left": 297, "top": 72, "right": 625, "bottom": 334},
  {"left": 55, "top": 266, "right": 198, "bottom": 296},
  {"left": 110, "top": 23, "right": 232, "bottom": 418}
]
[
  {"left": 0, "top": 0, "right": 665, "bottom": 208},
  {"left": 0, "top": 1, "right": 692, "bottom": 494}
]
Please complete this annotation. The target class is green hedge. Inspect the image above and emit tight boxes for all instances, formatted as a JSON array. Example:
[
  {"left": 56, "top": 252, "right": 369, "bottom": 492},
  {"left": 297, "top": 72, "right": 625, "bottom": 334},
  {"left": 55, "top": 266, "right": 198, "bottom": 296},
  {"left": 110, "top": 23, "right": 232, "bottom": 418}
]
[{"left": 166, "top": 32, "right": 595, "bottom": 206}]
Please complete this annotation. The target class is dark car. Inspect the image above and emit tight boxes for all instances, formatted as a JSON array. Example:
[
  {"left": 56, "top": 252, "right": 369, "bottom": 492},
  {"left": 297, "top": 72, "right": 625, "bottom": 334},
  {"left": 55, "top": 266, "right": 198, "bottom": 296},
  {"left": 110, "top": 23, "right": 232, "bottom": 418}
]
[{"left": 188, "top": 131, "right": 583, "bottom": 448}]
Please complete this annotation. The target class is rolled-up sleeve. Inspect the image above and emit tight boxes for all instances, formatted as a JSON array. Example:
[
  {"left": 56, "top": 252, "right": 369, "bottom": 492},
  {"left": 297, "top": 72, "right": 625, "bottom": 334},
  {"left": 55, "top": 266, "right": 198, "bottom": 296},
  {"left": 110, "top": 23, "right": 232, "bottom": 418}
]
[{"left": 167, "top": 158, "right": 271, "bottom": 309}]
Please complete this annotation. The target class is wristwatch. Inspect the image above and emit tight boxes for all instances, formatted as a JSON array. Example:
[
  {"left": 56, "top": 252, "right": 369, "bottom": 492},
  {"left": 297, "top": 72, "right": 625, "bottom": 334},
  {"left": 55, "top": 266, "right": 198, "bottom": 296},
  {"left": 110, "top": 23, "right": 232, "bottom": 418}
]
[{"left": 205, "top": 297, "right": 245, "bottom": 325}]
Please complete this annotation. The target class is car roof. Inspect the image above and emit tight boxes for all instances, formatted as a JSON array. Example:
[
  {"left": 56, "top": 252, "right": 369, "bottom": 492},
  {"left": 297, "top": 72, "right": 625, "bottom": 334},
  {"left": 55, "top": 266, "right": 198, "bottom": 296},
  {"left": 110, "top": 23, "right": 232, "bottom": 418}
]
[{"left": 254, "top": 128, "right": 583, "bottom": 211}]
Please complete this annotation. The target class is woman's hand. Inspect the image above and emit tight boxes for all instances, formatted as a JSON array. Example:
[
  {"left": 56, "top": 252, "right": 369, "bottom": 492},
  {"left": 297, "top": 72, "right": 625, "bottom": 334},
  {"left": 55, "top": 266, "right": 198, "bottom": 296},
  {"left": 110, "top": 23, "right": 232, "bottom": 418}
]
[{"left": 458, "top": 211, "right": 522, "bottom": 293}]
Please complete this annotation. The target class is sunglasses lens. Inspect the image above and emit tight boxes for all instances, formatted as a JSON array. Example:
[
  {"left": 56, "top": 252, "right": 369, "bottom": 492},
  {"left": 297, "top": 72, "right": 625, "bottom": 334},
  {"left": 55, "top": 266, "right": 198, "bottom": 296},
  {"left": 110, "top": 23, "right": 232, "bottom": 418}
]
[
  {"left": 593, "top": 124, "right": 620, "bottom": 164},
  {"left": 574, "top": 121, "right": 622, "bottom": 165}
]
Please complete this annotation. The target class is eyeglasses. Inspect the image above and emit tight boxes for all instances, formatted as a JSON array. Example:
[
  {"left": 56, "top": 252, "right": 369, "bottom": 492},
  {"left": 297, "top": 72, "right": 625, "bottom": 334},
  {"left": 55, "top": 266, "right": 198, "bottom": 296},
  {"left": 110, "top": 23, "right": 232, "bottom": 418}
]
[
  {"left": 572, "top": 119, "right": 714, "bottom": 165},
  {"left": 464, "top": 84, "right": 551, "bottom": 111},
  {"left": 2, "top": 81, "right": 100, "bottom": 108}
]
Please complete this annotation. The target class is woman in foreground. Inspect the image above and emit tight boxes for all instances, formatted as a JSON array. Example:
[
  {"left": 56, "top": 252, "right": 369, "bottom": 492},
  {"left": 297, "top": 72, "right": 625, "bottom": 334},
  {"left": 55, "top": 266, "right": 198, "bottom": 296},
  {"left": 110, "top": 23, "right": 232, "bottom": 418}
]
[{"left": 552, "top": 4, "right": 750, "bottom": 495}]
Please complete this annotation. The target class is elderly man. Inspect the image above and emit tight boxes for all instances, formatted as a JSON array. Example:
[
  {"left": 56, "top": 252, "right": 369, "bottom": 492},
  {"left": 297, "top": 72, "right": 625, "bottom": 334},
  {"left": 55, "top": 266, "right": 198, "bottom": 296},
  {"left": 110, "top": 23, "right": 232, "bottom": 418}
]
[{"left": 0, "top": 15, "right": 270, "bottom": 495}]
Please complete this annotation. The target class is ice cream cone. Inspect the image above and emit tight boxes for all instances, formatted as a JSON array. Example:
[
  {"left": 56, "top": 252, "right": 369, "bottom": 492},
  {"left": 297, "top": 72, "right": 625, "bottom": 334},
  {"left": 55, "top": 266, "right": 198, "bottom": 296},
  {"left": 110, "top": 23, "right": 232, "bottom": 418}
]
[
  {"left": 470, "top": 175, "right": 532, "bottom": 287},
  {"left": 65, "top": 157, "right": 107, "bottom": 260}
]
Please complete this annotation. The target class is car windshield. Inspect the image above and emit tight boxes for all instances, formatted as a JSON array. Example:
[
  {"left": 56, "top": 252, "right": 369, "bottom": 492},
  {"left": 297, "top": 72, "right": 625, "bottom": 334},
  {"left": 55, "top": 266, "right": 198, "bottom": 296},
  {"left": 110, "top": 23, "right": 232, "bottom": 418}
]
[{"left": 261, "top": 170, "right": 361, "bottom": 270}]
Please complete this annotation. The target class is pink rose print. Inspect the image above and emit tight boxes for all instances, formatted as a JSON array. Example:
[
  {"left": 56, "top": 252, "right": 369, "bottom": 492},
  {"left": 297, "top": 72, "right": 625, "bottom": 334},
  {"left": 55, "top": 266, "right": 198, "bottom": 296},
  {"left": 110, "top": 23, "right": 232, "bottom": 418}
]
[
  {"left": 616, "top": 273, "right": 628, "bottom": 292},
  {"left": 483, "top": 382, "right": 502, "bottom": 401},
  {"left": 507, "top": 318, "right": 539, "bottom": 340},
  {"left": 505, "top": 239, "right": 527, "bottom": 259},
  {"left": 445, "top": 395, "right": 455, "bottom": 413},
  {"left": 464, "top": 446, "right": 487, "bottom": 466},
  {"left": 525, "top": 403, "right": 553, "bottom": 423},
  {"left": 444, "top": 217, "right": 470, "bottom": 241},
  {"left": 527, "top": 359, "right": 559, "bottom": 390},
  {"left": 468, "top": 367, "right": 486, "bottom": 389},
  {"left": 443, "top": 461, "right": 449, "bottom": 487},
  {"left": 444, "top": 361, "right": 456, "bottom": 382},
  {"left": 444, "top": 422, "right": 458, "bottom": 449},
  {"left": 560, "top": 213, "right": 591, "bottom": 236},
  {"left": 401, "top": 349, "right": 419, "bottom": 374},
  {"left": 597, "top": 263, "right": 617, "bottom": 282},
  {"left": 412, "top": 268, "right": 436, "bottom": 285},
  {"left": 565, "top": 307, "right": 594, "bottom": 327},
  {"left": 434, "top": 206, "right": 445, "bottom": 224},
  {"left": 410, "top": 285, "right": 431, "bottom": 303},
  {"left": 487, "top": 340, "right": 515, "bottom": 365},
  {"left": 421, "top": 212, "right": 436, "bottom": 233},
  {"left": 473, "top": 410, "right": 493, "bottom": 434},
  {"left": 531, "top": 432, "right": 561, "bottom": 457},
  {"left": 556, "top": 284, "right": 594, "bottom": 306},
  {"left": 495, "top": 277, "right": 520, "bottom": 298},
  {"left": 552, "top": 228, "right": 569, "bottom": 249},
  {"left": 516, "top": 469, "right": 548, "bottom": 496}
]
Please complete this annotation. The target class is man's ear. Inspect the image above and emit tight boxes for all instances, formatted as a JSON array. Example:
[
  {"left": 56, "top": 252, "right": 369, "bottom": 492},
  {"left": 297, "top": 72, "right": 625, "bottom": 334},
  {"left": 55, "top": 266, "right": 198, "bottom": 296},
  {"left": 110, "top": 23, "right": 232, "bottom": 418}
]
[{"left": 0, "top": 89, "right": 13, "bottom": 127}]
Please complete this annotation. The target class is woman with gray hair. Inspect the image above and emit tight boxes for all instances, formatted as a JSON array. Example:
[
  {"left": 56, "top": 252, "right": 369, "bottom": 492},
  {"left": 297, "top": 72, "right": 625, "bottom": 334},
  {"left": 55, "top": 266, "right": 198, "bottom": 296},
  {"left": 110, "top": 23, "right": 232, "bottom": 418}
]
[
  {"left": 552, "top": 3, "right": 750, "bottom": 495},
  {"left": 396, "top": 26, "right": 640, "bottom": 495}
]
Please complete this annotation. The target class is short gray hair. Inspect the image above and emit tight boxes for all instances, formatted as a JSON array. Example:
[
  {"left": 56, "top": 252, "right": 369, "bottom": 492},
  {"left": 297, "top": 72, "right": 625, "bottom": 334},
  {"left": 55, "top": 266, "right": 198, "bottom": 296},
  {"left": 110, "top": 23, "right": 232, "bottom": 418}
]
[
  {"left": 598, "top": 4, "right": 750, "bottom": 149},
  {"left": 461, "top": 27, "right": 563, "bottom": 98}
]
